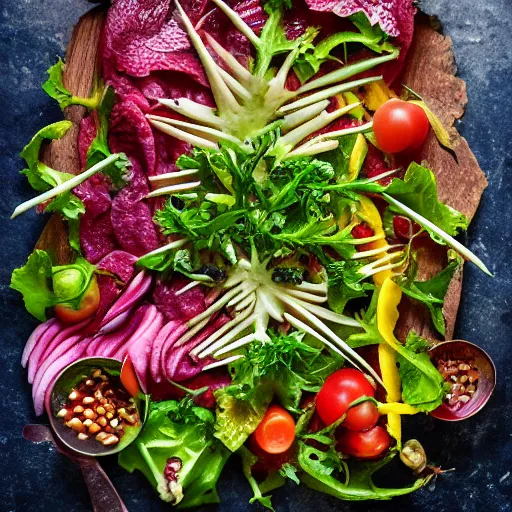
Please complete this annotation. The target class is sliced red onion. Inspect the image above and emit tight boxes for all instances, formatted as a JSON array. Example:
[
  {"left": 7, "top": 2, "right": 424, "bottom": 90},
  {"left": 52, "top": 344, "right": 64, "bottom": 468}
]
[
  {"left": 22, "top": 319, "right": 57, "bottom": 368},
  {"left": 98, "top": 309, "right": 146, "bottom": 358},
  {"left": 34, "top": 337, "right": 90, "bottom": 416},
  {"left": 150, "top": 320, "right": 184, "bottom": 383},
  {"left": 100, "top": 271, "right": 152, "bottom": 328},
  {"left": 127, "top": 306, "right": 164, "bottom": 393},
  {"left": 32, "top": 334, "right": 86, "bottom": 404},
  {"left": 95, "top": 309, "right": 132, "bottom": 337}
]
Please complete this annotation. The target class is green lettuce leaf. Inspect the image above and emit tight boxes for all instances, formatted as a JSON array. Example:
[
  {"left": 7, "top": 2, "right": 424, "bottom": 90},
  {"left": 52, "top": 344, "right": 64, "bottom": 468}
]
[
  {"left": 10, "top": 250, "right": 95, "bottom": 321},
  {"left": 42, "top": 58, "right": 101, "bottom": 110},
  {"left": 118, "top": 398, "right": 230, "bottom": 507},
  {"left": 396, "top": 332, "right": 448, "bottom": 412}
]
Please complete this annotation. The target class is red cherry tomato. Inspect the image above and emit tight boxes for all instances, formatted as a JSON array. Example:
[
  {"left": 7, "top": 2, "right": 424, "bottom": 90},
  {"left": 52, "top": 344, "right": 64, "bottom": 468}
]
[
  {"left": 121, "top": 355, "right": 141, "bottom": 398},
  {"left": 253, "top": 404, "right": 296, "bottom": 455},
  {"left": 373, "top": 99, "right": 429, "bottom": 153},
  {"left": 54, "top": 277, "right": 100, "bottom": 324},
  {"left": 336, "top": 425, "right": 391, "bottom": 459},
  {"left": 343, "top": 400, "right": 380, "bottom": 432},
  {"left": 316, "top": 369, "right": 375, "bottom": 426}
]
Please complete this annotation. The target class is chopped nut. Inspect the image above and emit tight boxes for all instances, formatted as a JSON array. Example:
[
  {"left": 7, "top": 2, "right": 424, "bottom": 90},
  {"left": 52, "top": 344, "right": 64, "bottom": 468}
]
[
  {"left": 83, "top": 409, "right": 97, "bottom": 420},
  {"left": 106, "top": 412, "right": 114, "bottom": 420},
  {"left": 104, "top": 404, "right": 114, "bottom": 412},
  {"left": 83, "top": 396, "right": 95, "bottom": 405},
  {"left": 56, "top": 408, "right": 68, "bottom": 418},
  {"left": 97, "top": 416, "right": 108, "bottom": 427},
  {"left": 85, "top": 379, "right": 95, "bottom": 387},
  {"left": 101, "top": 434, "right": 119, "bottom": 446},
  {"left": 94, "top": 390, "right": 103, "bottom": 401},
  {"left": 68, "top": 390, "right": 78, "bottom": 401},
  {"left": 459, "top": 395, "right": 471, "bottom": 403},
  {"left": 110, "top": 418, "right": 119, "bottom": 428},
  {"left": 91, "top": 369, "right": 102, "bottom": 379},
  {"left": 88, "top": 423, "right": 101, "bottom": 435},
  {"left": 68, "top": 418, "right": 85, "bottom": 433},
  {"left": 95, "top": 432, "right": 109, "bottom": 442},
  {"left": 96, "top": 406, "right": 106, "bottom": 416},
  {"left": 83, "top": 419, "right": 93, "bottom": 427},
  {"left": 77, "top": 433, "right": 89, "bottom": 441},
  {"left": 459, "top": 375, "right": 468, "bottom": 383},
  {"left": 73, "top": 405, "right": 84, "bottom": 414},
  {"left": 466, "top": 384, "right": 476, "bottom": 394}
]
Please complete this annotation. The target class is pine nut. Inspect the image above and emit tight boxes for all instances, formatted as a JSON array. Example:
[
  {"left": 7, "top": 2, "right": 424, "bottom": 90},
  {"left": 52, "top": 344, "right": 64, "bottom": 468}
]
[
  {"left": 77, "top": 433, "right": 89, "bottom": 441},
  {"left": 85, "top": 379, "right": 95, "bottom": 387},
  {"left": 95, "top": 432, "right": 109, "bottom": 442},
  {"left": 96, "top": 406, "right": 106, "bottom": 416},
  {"left": 69, "top": 418, "right": 85, "bottom": 433},
  {"left": 68, "top": 391, "right": 78, "bottom": 401},
  {"left": 88, "top": 423, "right": 101, "bottom": 435},
  {"left": 106, "top": 412, "right": 114, "bottom": 420},
  {"left": 97, "top": 416, "right": 108, "bottom": 427},
  {"left": 73, "top": 405, "right": 84, "bottom": 414},
  {"left": 83, "top": 397, "right": 95, "bottom": 405},
  {"left": 110, "top": 418, "right": 119, "bottom": 428},
  {"left": 91, "top": 369, "right": 102, "bottom": 378},
  {"left": 83, "top": 409, "right": 97, "bottom": 420},
  {"left": 56, "top": 408, "right": 68, "bottom": 418},
  {"left": 83, "top": 419, "right": 93, "bottom": 427},
  {"left": 101, "top": 435, "right": 119, "bottom": 446}
]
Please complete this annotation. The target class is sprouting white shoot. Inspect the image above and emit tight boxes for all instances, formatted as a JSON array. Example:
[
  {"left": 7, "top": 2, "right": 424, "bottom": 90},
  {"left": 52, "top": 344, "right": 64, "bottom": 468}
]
[
  {"left": 149, "top": 169, "right": 200, "bottom": 186},
  {"left": 383, "top": 194, "right": 493, "bottom": 276},
  {"left": 157, "top": 98, "right": 225, "bottom": 129},
  {"left": 11, "top": 153, "right": 122, "bottom": 219},
  {"left": 137, "top": 238, "right": 188, "bottom": 260},
  {"left": 146, "top": 181, "right": 201, "bottom": 198},
  {"left": 175, "top": 280, "right": 202, "bottom": 297},
  {"left": 351, "top": 244, "right": 404, "bottom": 259},
  {"left": 285, "top": 140, "right": 339, "bottom": 159},
  {"left": 202, "top": 354, "right": 244, "bottom": 371},
  {"left": 282, "top": 100, "right": 330, "bottom": 132},
  {"left": 148, "top": 119, "right": 219, "bottom": 150}
]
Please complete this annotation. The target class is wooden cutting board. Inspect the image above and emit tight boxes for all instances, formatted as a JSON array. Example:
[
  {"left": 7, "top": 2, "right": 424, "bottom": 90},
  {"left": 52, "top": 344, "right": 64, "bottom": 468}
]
[{"left": 35, "top": 7, "right": 487, "bottom": 342}]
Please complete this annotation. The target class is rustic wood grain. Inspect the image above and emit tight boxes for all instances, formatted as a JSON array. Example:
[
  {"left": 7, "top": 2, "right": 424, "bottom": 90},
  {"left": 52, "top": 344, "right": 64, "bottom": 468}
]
[
  {"left": 36, "top": 7, "right": 106, "bottom": 264},
  {"left": 396, "top": 15, "right": 488, "bottom": 341}
]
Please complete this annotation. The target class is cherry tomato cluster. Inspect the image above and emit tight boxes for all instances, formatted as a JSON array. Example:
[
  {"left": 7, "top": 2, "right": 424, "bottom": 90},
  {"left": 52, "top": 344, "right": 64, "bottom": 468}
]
[
  {"left": 316, "top": 369, "right": 391, "bottom": 459},
  {"left": 373, "top": 99, "right": 430, "bottom": 154}
]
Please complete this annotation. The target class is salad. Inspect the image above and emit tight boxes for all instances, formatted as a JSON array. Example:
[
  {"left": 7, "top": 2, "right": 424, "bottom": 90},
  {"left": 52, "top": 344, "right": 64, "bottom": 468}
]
[{"left": 11, "top": 0, "right": 492, "bottom": 508}]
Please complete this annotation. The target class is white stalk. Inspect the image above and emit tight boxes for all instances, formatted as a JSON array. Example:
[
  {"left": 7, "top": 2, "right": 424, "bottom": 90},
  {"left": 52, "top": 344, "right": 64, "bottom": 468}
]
[
  {"left": 277, "top": 103, "right": 361, "bottom": 156},
  {"left": 271, "top": 44, "right": 301, "bottom": 89},
  {"left": 235, "top": 293, "right": 256, "bottom": 311},
  {"left": 214, "top": 333, "right": 257, "bottom": 357},
  {"left": 358, "top": 251, "right": 404, "bottom": 274},
  {"left": 146, "top": 181, "right": 201, "bottom": 198},
  {"left": 217, "top": 66, "right": 253, "bottom": 102},
  {"left": 282, "top": 100, "right": 330, "bottom": 132},
  {"left": 365, "top": 168, "right": 401, "bottom": 183},
  {"left": 280, "top": 76, "right": 382, "bottom": 113},
  {"left": 285, "top": 295, "right": 361, "bottom": 328},
  {"left": 279, "top": 294, "right": 385, "bottom": 387},
  {"left": 208, "top": 0, "right": 261, "bottom": 48},
  {"left": 202, "top": 354, "right": 244, "bottom": 371},
  {"left": 137, "top": 238, "right": 188, "bottom": 260},
  {"left": 305, "top": 121, "right": 374, "bottom": 147},
  {"left": 158, "top": 98, "right": 225, "bottom": 129},
  {"left": 149, "top": 169, "right": 199, "bottom": 185},
  {"left": 256, "top": 288, "right": 285, "bottom": 322},
  {"left": 175, "top": 0, "right": 240, "bottom": 114},
  {"left": 174, "top": 316, "right": 212, "bottom": 348},
  {"left": 187, "top": 282, "right": 246, "bottom": 328},
  {"left": 285, "top": 140, "right": 339, "bottom": 159},
  {"left": 299, "top": 50, "right": 399, "bottom": 94},
  {"left": 283, "top": 288, "right": 327, "bottom": 304},
  {"left": 197, "top": 313, "right": 257, "bottom": 358},
  {"left": 175, "top": 280, "right": 202, "bottom": 297},
  {"left": 227, "top": 283, "right": 258, "bottom": 307},
  {"left": 363, "top": 260, "right": 405, "bottom": 278},
  {"left": 345, "top": 232, "right": 385, "bottom": 245},
  {"left": 284, "top": 312, "right": 346, "bottom": 360},
  {"left": 11, "top": 153, "right": 121, "bottom": 219},
  {"left": 204, "top": 33, "right": 253, "bottom": 84},
  {"left": 290, "top": 281, "right": 328, "bottom": 294},
  {"left": 149, "top": 119, "right": 219, "bottom": 150},
  {"left": 191, "top": 302, "right": 255, "bottom": 356},
  {"left": 148, "top": 115, "right": 244, "bottom": 146},
  {"left": 383, "top": 193, "right": 492, "bottom": 276},
  {"left": 351, "top": 244, "right": 404, "bottom": 259}
]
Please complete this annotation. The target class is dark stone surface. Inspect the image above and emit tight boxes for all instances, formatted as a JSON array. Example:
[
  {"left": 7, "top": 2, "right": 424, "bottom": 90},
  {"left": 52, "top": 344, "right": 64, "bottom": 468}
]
[{"left": 1, "top": 0, "right": 511, "bottom": 511}]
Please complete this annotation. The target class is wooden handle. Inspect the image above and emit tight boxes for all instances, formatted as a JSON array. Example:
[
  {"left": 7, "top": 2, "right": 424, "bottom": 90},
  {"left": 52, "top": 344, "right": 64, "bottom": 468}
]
[{"left": 78, "top": 458, "right": 128, "bottom": 512}]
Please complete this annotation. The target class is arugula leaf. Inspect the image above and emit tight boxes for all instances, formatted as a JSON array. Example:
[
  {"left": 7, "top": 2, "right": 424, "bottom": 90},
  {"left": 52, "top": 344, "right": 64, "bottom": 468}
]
[
  {"left": 396, "top": 332, "right": 448, "bottom": 412},
  {"left": 279, "top": 463, "right": 300, "bottom": 485},
  {"left": 298, "top": 442, "right": 430, "bottom": 500},
  {"left": 238, "top": 446, "right": 285, "bottom": 511},
  {"left": 214, "top": 331, "right": 343, "bottom": 451},
  {"left": 294, "top": 13, "right": 396, "bottom": 82},
  {"left": 42, "top": 58, "right": 101, "bottom": 110},
  {"left": 118, "top": 398, "right": 230, "bottom": 507},
  {"left": 399, "top": 258, "right": 460, "bottom": 335},
  {"left": 85, "top": 87, "right": 131, "bottom": 189},
  {"left": 10, "top": 250, "right": 95, "bottom": 321}
]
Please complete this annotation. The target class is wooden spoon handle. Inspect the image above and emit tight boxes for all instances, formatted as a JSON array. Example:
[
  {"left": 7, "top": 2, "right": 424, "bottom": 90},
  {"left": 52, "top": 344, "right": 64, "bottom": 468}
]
[{"left": 78, "top": 459, "right": 128, "bottom": 512}]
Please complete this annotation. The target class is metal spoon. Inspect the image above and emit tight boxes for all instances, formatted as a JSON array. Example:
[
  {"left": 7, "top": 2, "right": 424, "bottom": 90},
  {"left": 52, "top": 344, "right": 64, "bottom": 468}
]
[
  {"left": 23, "top": 424, "right": 128, "bottom": 512},
  {"left": 429, "top": 340, "right": 496, "bottom": 421}
]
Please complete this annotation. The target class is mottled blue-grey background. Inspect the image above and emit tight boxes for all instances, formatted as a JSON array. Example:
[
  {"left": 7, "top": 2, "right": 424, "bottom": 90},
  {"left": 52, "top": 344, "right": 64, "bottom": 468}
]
[{"left": 1, "top": 0, "right": 511, "bottom": 511}]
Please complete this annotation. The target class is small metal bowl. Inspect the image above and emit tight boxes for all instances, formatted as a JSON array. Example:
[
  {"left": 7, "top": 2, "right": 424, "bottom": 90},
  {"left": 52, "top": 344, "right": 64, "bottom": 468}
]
[
  {"left": 429, "top": 340, "right": 496, "bottom": 421},
  {"left": 47, "top": 357, "right": 143, "bottom": 456}
]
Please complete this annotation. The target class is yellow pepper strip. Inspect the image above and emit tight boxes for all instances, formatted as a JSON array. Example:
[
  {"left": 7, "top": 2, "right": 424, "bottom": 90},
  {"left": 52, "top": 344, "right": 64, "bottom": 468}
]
[
  {"left": 356, "top": 196, "right": 392, "bottom": 286},
  {"left": 343, "top": 91, "right": 365, "bottom": 120},
  {"left": 376, "top": 277, "right": 419, "bottom": 442},
  {"left": 408, "top": 100, "right": 454, "bottom": 150},
  {"left": 377, "top": 402, "right": 419, "bottom": 415},
  {"left": 347, "top": 133, "right": 368, "bottom": 182},
  {"left": 363, "top": 79, "right": 397, "bottom": 111}
]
